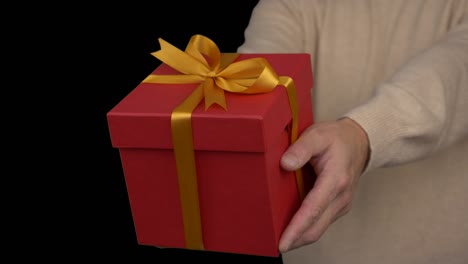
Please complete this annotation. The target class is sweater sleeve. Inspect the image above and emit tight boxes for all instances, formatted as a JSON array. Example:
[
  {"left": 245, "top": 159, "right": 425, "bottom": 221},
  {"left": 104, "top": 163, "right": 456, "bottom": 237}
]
[{"left": 345, "top": 17, "right": 468, "bottom": 172}]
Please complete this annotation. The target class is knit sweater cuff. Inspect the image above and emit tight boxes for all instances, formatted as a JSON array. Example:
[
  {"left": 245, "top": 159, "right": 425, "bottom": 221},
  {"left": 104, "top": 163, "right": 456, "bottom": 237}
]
[{"left": 343, "top": 90, "right": 408, "bottom": 174}]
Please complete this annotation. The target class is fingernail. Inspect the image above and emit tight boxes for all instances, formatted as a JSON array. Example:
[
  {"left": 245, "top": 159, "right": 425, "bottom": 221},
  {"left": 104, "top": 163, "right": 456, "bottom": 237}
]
[
  {"left": 279, "top": 242, "right": 290, "bottom": 253},
  {"left": 281, "top": 153, "right": 298, "bottom": 169}
]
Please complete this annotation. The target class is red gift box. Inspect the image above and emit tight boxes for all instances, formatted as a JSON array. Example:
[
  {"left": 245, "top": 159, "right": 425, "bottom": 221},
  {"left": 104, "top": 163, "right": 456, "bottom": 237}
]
[{"left": 107, "top": 36, "right": 314, "bottom": 257}]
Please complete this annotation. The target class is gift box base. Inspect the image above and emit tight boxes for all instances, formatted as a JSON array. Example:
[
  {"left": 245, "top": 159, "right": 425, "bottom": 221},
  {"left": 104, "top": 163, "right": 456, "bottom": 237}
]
[{"left": 118, "top": 127, "right": 315, "bottom": 257}]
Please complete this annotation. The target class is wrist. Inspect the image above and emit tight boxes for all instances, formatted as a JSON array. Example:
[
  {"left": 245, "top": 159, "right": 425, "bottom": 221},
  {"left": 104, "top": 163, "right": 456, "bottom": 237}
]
[{"left": 339, "top": 117, "right": 370, "bottom": 173}]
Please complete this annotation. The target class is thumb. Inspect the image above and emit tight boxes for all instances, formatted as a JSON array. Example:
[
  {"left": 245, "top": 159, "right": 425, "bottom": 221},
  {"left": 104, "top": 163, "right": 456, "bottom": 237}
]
[{"left": 280, "top": 127, "right": 329, "bottom": 171}]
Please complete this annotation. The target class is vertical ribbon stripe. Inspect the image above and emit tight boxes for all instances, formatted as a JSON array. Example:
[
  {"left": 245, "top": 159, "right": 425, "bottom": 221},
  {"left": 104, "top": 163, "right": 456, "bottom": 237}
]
[
  {"left": 171, "top": 85, "right": 205, "bottom": 250},
  {"left": 279, "top": 76, "right": 306, "bottom": 201}
]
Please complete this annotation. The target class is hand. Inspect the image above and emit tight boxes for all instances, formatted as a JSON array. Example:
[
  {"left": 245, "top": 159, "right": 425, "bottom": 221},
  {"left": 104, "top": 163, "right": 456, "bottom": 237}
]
[{"left": 278, "top": 117, "right": 370, "bottom": 253}]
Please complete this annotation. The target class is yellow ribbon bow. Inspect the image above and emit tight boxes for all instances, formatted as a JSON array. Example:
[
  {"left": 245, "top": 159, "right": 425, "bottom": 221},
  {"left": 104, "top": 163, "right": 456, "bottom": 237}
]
[{"left": 143, "top": 34, "right": 305, "bottom": 251}]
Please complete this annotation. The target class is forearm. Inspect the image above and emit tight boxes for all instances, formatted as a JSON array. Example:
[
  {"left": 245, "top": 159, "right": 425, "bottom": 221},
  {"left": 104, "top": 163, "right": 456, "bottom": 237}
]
[{"left": 345, "top": 20, "right": 468, "bottom": 171}]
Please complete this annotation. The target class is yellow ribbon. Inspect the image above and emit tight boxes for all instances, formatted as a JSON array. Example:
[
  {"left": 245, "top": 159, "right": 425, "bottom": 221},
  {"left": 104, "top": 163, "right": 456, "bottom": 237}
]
[{"left": 143, "top": 34, "right": 305, "bottom": 250}]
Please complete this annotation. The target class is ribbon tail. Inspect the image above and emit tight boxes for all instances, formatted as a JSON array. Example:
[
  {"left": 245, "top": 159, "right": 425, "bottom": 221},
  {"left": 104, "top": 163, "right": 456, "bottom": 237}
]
[
  {"left": 279, "top": 76, "right": 306, "bottom": 201},
  {"left": 171, "top": 84, "right": 205, "bottom": 250},
  {"left": 153, "top": 38, "right": 211, "bottom": 75},
  {"left": 203, "top": 78, "right": 227, "bottom": 110}
]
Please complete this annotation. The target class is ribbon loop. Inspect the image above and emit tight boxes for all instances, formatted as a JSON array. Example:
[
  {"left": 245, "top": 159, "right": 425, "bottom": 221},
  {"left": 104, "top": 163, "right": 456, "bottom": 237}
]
[
  {"left": 185, "top": 34, "right": 222, "bottom": 71},
  {"left": 148, "top": 35, "right": 284, "bottom": 110}
]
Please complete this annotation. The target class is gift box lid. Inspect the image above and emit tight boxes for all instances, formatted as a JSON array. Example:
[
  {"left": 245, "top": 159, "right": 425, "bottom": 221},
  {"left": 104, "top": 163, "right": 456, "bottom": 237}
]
[{"left": 107, "top": 53, "right": 312, "bottom": 152}]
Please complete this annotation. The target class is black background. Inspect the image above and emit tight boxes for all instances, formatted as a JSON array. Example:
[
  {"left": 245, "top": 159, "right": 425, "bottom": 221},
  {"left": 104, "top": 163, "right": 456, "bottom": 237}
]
[{"left": 58, "top": 1, "right": 286, "bottom": 263}]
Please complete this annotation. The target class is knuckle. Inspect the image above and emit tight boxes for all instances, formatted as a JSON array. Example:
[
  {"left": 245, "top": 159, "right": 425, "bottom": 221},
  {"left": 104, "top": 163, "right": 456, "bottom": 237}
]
[
  {"left": 303, "top": 232, "right": 322, "bottom": 244},
  {"left": 306, "top": 123, "right": 334, "bottom": 139},
  {"left": 340, "top": 192, "right": 353, "bottom": 213},
  {"left": 304, "top": 204, "right": 325, "bottom": 222},
  {"left": 336, "top": 175, "right": 351, "bottom": 191},
  {"left": 343, "top": 203, "right": 352, "bottom": 214}
]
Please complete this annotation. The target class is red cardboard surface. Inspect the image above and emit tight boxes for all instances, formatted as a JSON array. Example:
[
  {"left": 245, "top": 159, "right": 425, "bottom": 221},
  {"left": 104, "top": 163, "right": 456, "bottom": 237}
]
[{"left": 107, "top": 53, "right": 314, "bottom": 256}]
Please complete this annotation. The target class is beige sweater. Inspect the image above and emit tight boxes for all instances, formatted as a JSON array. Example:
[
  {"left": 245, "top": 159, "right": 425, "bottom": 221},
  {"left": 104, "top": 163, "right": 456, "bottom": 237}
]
[{"left": 238, "top": 1, "right": 468, "bottom": 263}]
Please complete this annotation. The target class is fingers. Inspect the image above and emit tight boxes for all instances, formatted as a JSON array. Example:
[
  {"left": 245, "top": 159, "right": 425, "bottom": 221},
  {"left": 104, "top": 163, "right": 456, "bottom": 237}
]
[
  {"left": 278, "top": 170, "right": 337, "bottom": 252},
  {"left": 280, "top": 127, "right": 330, "bottom": 171},
  {"left": 279, "top": 187, "right": 353, "bottom": 252},
  {"left": 290, "top": 190, "right": 353, "bottom": 250}
]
